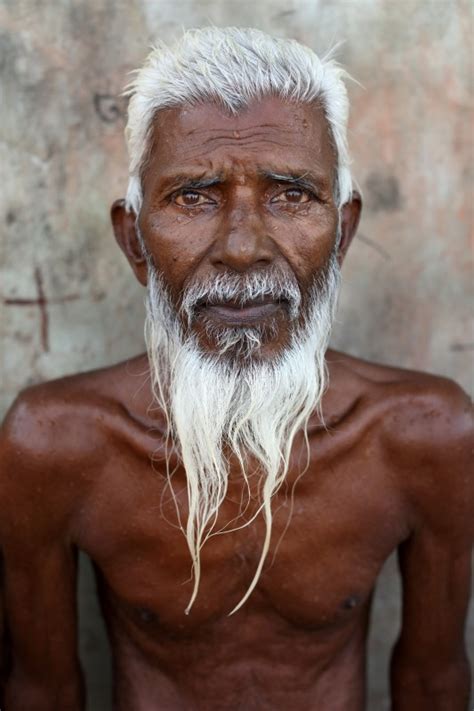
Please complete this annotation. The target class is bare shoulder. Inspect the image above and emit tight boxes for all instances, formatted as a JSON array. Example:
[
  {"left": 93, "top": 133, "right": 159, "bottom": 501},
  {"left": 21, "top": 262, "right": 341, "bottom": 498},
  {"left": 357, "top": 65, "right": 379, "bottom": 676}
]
[
  {"left": 1, "top": 360, "right": 133, "bottom": 458},
  {"left": 0, "top": 356, "right": 149, "bottom": 536},
  {"left": 330, "top": 348, "right": 472, "bottom": 427},
  {"left": 330, "top": 350, "right": 473, "bottom": 533}
]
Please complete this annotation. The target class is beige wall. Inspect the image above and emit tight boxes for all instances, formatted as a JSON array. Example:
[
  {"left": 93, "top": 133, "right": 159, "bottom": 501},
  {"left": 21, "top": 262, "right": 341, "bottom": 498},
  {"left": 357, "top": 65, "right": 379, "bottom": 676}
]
[{"left": 1, "top": 1, "right": 472, "bottom": 708}]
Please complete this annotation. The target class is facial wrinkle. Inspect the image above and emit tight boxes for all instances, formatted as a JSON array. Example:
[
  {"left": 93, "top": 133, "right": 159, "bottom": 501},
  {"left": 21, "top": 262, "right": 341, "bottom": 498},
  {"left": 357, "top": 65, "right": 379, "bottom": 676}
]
[
  {"left": 185, "top": 121, "right": 300, "bottom": 136},
  {"left": 185, "top": 134, "right": 298, "bottom": 155}
]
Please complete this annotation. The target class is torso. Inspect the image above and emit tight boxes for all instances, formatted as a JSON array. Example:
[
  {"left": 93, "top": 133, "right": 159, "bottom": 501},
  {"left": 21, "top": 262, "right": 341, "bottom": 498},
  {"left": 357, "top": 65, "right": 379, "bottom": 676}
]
[{"left": 53, "top": 349, "right": 420, "bottom": 710}]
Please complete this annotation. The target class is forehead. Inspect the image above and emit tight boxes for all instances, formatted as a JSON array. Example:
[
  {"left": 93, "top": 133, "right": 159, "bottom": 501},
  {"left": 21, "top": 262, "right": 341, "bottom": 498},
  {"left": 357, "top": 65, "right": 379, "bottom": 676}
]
[{"left": 143, "top": 96, "right": 337, "bottom": 184}]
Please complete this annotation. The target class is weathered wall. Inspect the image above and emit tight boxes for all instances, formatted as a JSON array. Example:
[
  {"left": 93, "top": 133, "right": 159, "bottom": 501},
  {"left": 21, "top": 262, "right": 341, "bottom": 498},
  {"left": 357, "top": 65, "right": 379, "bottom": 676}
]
[{"left": 0, "top": 1, "right": 472, "bottom": 708}]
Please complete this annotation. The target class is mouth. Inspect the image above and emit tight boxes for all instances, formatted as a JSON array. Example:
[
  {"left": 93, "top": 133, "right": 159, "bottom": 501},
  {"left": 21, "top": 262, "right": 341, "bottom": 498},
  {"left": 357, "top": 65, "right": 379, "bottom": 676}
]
[{"left": 196, "top": 297, "right": 287, "bottom": 326}]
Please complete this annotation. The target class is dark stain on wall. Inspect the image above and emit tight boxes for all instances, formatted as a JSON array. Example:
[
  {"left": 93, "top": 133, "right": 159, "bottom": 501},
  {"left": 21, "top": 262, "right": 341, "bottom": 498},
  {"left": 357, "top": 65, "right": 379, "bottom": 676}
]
[
  {"left": 365, "top": 172, "right": 401, "bottom": 213},
  {"left": 93, "top": 93, "right": 126, "bottom": 123}
]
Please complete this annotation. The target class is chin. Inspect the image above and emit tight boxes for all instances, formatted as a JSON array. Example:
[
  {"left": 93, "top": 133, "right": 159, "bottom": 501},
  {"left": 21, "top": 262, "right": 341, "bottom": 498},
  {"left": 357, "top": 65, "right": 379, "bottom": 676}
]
[{"left": 192, "top": 315, "right": 293, "bottom": 365}]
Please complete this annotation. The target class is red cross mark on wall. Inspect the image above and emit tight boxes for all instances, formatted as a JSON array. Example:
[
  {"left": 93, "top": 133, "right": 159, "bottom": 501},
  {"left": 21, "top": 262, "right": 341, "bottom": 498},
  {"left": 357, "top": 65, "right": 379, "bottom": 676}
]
[{"left": 3, "top": 267, "right": 79, "bottom": 352}]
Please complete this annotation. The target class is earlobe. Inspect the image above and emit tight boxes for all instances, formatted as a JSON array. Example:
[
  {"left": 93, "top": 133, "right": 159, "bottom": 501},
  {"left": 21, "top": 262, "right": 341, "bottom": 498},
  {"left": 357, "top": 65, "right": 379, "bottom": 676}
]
[
  {"left": 337, "top": 190, "right": 362, "bottom": 264},
  {"left": 110, "top": 199, "right": 148, "bottom": 286}
]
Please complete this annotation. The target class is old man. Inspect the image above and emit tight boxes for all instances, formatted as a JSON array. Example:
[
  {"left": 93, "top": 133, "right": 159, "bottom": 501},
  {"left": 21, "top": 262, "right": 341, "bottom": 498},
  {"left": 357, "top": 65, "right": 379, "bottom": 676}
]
[{"left": 0, "top": 27, "right": 472, "bottom": 711}]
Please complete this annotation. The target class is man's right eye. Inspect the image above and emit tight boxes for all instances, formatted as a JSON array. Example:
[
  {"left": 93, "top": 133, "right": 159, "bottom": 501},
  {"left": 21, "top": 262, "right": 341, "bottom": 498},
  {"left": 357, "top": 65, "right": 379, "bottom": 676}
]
[{"left": 173, "top": 190, "right": 212, "bottom": 207}]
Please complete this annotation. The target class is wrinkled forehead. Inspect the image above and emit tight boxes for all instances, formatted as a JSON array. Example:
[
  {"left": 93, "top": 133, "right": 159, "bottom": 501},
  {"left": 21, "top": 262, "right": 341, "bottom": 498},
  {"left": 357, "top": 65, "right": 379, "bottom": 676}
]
[{"left": 141, "top": 96, "right": 338, "bottom": 185}]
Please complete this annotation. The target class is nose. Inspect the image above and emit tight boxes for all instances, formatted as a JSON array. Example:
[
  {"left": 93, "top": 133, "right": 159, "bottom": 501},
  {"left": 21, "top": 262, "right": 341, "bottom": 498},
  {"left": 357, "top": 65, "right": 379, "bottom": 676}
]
[{"left": 210, "top": 203, "right": 274, "bottom": 273}]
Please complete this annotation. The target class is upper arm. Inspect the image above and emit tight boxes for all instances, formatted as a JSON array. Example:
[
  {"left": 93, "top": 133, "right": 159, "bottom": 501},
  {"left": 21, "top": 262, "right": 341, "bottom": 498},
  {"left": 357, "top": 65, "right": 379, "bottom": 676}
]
[
  {"left": 386, "top": 377, "right": 473, "bottom": 705},
  {"left": 0, "top": 388, "right": 86, "bottom": 708},
  {"left": 396, "top": 515, "right": 472, "bottom": 663}
]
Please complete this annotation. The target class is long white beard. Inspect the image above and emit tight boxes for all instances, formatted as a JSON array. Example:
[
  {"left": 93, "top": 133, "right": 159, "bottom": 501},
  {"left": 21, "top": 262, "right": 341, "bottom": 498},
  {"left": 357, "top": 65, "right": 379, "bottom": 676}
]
[{"left": 144, "top": 254, "right": 341, "bottom": 614}]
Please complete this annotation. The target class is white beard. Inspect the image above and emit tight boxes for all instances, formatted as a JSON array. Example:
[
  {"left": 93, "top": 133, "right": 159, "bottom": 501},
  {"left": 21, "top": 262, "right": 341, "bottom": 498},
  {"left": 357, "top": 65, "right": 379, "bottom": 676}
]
[{"left": 143, "top": 253, "right": 341, "bottom": 614}]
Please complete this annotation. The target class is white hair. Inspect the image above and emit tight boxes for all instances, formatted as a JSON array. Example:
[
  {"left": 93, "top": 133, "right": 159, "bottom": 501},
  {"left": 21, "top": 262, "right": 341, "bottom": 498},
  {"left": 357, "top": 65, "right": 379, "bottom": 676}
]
[
  {"left": 143, "top": 252, "right": 341, "bottom": 614},
  {"left": 124, "top": 26, "right": 353, "bottom": 216}
]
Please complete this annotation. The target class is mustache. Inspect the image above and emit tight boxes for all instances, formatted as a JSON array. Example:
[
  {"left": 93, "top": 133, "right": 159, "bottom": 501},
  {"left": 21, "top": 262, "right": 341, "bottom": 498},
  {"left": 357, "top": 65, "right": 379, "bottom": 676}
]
[{"left": 180, "top": 269, "right": 302, "bottom": 325}]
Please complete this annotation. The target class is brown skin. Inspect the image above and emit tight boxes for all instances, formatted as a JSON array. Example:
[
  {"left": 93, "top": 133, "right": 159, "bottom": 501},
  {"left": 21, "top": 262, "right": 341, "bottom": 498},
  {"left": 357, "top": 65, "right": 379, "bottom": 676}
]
[{"left": 0, "top": 98, "right": 472, "bottom": 711}]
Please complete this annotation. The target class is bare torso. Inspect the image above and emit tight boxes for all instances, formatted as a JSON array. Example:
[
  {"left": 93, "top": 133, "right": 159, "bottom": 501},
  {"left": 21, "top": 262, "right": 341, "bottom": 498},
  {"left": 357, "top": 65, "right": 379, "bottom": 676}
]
[
  {"left": 39, "top": 351, "right": 425, "bottom": 709},
  {"left": 0, "top": 350, "right": 472, "bottom": 710}
]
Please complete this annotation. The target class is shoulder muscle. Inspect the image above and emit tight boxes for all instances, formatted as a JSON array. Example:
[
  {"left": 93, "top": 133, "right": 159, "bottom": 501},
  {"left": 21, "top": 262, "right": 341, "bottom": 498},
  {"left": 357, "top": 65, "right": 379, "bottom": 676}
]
[
  {"left": 381, "top": 374, "right": 473, "bottom": 536},
  {"left": 0, "top": 380, "right": 106, "bottom": 541}
]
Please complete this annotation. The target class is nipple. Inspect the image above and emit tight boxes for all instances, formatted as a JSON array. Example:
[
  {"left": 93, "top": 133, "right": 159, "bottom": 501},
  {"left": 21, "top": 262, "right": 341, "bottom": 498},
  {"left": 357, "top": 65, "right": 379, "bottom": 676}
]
[
  {"left": 137, "top": 606, "right": 158, "bottom": 624},
  {"left": 342, "top": 595, "right": 360, "bottom": 610}
]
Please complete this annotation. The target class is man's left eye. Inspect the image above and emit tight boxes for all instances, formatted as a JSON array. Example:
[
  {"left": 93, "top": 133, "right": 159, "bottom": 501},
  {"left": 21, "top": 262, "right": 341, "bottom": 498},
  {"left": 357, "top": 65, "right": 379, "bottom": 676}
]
[
  {"left": 272, "top": 188, "right": 312, "bottom": 204},
  {"left": 173, "top": 190, "right": 212, "bottom": 207}
]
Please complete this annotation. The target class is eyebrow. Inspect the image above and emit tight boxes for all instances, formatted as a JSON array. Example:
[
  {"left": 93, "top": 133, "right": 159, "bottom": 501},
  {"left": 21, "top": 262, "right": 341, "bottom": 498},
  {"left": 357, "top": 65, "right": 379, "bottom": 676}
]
[
  {"left": 157, "top": 168, "right": 330, "bottom": 193},
  {"left": 258, "top": 169, "right": 328, "bottom": 192},
  {"left": 159, "top": 174, "right": 224, "bottom": 191}
]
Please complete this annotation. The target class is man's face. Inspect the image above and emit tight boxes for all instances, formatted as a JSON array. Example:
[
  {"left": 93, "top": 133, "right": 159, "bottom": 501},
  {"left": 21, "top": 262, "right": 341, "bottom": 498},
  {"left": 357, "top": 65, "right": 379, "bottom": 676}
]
[{"left": 137, "top": 97, "right": 340, "bottom": 359}]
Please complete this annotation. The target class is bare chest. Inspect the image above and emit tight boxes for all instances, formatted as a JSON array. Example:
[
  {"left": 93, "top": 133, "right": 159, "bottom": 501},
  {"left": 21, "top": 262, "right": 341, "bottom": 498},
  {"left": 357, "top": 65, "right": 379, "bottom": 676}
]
[{"left": 76, "top": 439, "right": 406, "bottom": 638}]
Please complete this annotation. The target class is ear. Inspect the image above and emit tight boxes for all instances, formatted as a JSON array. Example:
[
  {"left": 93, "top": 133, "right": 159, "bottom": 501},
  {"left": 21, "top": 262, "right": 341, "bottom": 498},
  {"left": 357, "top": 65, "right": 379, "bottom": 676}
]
[
  {"left": 337, "top": 190, "right": 362, "bottom": 264},
  {"left": 111, "top": 199, "right": 148, "bottom": 286}
]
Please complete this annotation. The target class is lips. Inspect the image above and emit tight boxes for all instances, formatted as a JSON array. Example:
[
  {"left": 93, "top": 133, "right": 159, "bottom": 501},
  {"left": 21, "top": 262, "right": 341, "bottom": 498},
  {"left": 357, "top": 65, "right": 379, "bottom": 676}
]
[{"left": 197, "top": 297, "right": 286, "bottom": 326}]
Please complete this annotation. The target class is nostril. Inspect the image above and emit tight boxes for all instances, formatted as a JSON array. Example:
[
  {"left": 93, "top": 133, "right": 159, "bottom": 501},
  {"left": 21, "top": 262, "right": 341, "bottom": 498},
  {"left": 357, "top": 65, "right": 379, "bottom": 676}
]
[
  {"left": 211, "top": 257, "right": 272, "bottom": 274},
  {"left": 210, "top": 227, "right": 275, "bottom": 272}
]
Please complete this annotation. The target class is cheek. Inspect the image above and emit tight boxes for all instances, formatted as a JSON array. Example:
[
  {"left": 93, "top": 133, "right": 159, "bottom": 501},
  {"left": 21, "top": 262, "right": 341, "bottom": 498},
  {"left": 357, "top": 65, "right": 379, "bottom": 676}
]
[
  {"left": 269, "top": 211, "right": 337, "bottom": 283},
  {"left": 141, "top": 212, "right": 213, "bottom": 292}
]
